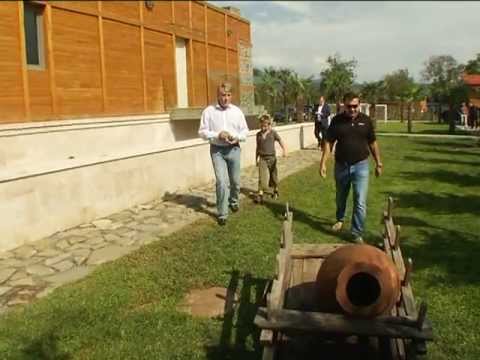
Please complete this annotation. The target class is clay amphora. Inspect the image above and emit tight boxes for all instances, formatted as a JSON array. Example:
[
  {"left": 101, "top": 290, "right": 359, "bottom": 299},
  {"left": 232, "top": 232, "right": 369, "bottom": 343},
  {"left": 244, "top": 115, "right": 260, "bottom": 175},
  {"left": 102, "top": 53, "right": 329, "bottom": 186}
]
[{"left": 316, "top": 244, "right": 401, "bottom": 318}]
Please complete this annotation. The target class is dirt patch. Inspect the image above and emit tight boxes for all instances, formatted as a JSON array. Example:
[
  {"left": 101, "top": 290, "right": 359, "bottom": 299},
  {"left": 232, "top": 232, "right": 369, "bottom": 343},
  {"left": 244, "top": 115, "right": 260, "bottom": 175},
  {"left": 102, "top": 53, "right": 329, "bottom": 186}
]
[{"left": 177, "top": 286, "right": 237, "bottom": 318}]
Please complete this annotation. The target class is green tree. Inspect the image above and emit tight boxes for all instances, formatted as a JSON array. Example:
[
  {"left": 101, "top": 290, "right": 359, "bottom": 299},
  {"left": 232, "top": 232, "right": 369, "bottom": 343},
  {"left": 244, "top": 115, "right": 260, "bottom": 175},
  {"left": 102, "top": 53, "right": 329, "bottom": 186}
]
[
  {"left": 320, "top": 53, "right": 357, "bottom": 106},
  {"left": 465, "top": 53, "right": 480, "bottom": 74},
  {"left": 383, "top": 69, "right": 415, "bottom": 122},
  {"left": 421, "top": 55, "right": 464, "bottom": 121}
]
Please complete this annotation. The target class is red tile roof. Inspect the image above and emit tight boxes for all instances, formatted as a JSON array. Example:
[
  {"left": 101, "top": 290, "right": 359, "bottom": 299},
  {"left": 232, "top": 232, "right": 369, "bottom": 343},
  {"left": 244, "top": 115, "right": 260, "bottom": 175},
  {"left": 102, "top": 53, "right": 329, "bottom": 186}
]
[{"left": 463, "top": 74, "right": 480, "bottom": 86}]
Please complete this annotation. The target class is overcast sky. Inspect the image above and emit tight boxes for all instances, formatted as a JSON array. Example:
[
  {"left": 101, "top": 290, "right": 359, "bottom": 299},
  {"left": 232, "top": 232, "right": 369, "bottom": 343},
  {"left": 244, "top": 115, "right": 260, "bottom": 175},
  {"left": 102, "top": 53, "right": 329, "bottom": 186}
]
[{"left": 214, "top": 1, "right": 480, "bottom": 82}]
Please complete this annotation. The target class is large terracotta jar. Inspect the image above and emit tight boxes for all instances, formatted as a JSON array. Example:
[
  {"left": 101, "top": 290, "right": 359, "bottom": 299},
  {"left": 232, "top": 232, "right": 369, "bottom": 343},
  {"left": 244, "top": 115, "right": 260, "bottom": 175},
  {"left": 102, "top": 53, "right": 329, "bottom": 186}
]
[{"left": 316, "top": 244, "right": 401, "bottom": 318}]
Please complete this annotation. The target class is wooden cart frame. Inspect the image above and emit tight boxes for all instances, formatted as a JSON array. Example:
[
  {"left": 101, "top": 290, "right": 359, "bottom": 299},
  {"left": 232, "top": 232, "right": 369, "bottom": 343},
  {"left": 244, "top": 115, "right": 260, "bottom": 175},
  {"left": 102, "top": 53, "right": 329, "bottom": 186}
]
[{"left": 254, "top": 197, "right": 433, "bottom": 359}]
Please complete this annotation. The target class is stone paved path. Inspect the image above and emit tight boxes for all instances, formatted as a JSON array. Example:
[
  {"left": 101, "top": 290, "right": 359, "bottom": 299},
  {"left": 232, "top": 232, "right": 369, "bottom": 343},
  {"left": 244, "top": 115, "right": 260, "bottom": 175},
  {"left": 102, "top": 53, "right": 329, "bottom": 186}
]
[{"left": 0, "top": 147, "right": 321, "bottom": 313}]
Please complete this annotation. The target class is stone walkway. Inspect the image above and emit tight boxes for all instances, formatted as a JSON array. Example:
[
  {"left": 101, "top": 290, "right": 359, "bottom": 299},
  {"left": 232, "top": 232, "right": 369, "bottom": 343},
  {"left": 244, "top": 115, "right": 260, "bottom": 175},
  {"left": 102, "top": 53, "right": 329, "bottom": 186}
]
[{"left": 0, "top": 147, "right": 321, "bottom": 313}]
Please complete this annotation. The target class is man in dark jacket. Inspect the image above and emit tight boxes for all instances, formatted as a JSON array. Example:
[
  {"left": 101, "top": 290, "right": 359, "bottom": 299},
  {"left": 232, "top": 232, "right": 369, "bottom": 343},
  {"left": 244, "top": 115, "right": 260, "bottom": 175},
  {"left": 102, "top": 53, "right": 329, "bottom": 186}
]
[{"left": 312, "top": 96, "right": 331, "bottom": 148}]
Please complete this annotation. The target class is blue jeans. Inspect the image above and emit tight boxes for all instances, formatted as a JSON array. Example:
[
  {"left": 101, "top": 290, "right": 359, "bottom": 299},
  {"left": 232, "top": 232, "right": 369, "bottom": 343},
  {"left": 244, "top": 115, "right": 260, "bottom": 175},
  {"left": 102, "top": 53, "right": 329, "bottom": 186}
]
[
  {"left": 210, "top": 144, "right": 241, "bottom": 220},
  {"left": 334, "top": 159, "right": 369, "bottom": 237}
]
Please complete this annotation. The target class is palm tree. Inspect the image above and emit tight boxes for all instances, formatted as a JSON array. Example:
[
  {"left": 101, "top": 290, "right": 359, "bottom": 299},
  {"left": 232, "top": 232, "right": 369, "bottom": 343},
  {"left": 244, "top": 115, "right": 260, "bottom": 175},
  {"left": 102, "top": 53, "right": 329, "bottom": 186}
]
[
  {"left": 405, "top": 84, "right": 426, "bottom": 133},
  {"left": 255, "top": 67, "right": 281, "bottom": 114},
  {"left": 360, "top": 80, "right": 384, "bottom": 127}
]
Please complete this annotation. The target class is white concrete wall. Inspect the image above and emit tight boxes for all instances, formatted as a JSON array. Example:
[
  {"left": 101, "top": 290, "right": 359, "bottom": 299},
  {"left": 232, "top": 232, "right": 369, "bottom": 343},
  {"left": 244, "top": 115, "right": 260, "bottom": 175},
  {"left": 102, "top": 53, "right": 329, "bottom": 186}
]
[{"left": 0, "top": 115, "right": 316, "bottom": 252}]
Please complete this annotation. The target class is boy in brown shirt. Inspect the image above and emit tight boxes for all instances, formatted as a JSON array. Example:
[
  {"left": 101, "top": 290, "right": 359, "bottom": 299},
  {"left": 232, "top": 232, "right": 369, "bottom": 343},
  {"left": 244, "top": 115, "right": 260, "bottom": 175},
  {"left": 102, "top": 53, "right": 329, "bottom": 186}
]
[{"left": 255, "top": 114, "right": 287, "bottom": 203}]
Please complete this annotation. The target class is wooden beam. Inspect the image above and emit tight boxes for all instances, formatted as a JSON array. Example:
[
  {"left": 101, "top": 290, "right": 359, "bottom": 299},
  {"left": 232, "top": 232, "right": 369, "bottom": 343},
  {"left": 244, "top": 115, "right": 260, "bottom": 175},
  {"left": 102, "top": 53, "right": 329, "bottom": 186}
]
[
  {"left": 45, "top": 4, "right": 57, "bottom": 117},
  {"left": 204, "top": 3, "right": 210, "bottom": 101},
  {"left": 18, "top": 1, "right": 31, "bottom": 120},
  {"left": 224, "top": 13, "right": 228, "bottom": 79},
  {"left": 97, "top": 1, "right": 107, "bottom": 112},
  {"left": 254, "top": 307, "right": 433, "bottom": 340},
  {"left": 139, "top": 2, "right": 147, "bottom": 112}
]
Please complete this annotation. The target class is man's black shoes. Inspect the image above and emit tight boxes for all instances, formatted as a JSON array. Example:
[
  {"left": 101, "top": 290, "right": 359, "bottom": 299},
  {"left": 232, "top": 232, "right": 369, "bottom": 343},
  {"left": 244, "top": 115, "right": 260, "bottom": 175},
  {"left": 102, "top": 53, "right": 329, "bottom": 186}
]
[
  {"left": 230, "top": 204, "right": 239, "bottom": 213},
  {"left": 218, "top": 218, "right": 227, "bottom": 226}
]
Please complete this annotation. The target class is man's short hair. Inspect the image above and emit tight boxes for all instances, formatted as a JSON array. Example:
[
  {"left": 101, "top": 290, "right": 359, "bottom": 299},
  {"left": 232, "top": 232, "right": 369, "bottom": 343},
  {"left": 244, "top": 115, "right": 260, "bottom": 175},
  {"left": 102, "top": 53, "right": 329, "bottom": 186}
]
[
  {"left": 343, "top": 92, "right": 360, "bottom": 103},
  {"left": 218, "top": 82, "right": 233, "bottom": 93}
]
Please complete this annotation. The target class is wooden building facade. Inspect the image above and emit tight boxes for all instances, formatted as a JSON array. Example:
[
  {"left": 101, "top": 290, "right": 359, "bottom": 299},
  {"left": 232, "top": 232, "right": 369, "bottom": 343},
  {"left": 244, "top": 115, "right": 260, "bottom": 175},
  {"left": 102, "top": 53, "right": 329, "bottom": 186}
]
[{"left": 0, "top": 0, "right": 253, "bottom": 124}]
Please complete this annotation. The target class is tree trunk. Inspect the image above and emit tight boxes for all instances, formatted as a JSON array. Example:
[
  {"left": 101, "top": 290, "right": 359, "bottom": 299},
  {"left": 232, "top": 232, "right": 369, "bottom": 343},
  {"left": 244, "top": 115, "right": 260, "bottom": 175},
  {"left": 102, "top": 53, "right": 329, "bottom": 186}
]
[
  {"left": 400, "top": 102, "right": 404, "bottom": 122},
  {"left": 407, "top": 103, "right": 412, "bottom": 133}
]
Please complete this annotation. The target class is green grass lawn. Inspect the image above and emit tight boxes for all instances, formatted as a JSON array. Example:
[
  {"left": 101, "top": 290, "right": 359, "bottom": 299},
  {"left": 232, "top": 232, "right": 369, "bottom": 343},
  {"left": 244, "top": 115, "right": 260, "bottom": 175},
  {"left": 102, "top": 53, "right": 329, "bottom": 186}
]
[
  {"left": 1, "top": 136, "right": 479, "bottom": 359},
  {"left": 376, "top": 120, "right": 471, "bottom": 135}
]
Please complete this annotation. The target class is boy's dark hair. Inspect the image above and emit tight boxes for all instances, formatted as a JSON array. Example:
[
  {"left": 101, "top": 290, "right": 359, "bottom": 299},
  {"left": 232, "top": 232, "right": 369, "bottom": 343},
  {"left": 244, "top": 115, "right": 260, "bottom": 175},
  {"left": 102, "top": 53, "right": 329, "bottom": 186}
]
[{"left": 343, "top": 92, "right": 360, "bottom": 103}]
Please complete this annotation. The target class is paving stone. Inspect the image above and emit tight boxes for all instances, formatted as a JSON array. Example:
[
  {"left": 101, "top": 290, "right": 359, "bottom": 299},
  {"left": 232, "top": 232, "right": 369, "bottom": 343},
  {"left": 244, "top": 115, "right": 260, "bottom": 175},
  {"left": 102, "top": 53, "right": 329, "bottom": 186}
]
[
  {"left": 0, "top": 287, "right": 12, "bottom": 296},
  {"left": 7, "top": 298, "right": 29, "bottom": 306},
  {"left": 44, "top": 266, "right": 93, "bottom": 285},
  {"left": 0, "top": 252, "right": 14, "bottom": 260},
  {"left": 91, "top": 243, "right": 107, "bottom": 250},
  {"left": 33, "top": 237, "right": 59, "bottom": 251},
  {"left": 14, "top": 246, "right": 37, "bottom": 259},
  {"left": 86, "top": 237, "right": 105, "bottom": 246},
  {"left": 119, "top": 230, "right": 138, "bottom": 239},
  {"left": 45, "top": 253, "right": 71, "bottom": 266},
  {"left": 10, "top": 277, "right": 36, "bottom": 287},
  {"left": 87, "top": 245, "right": 134, "bottom": 265},
  {"left": 65, "top": 235, "right": 87, "bottom": 245},
  {"left": 52, "top": 260, "right": 74, "bottom": 272},
  {"left": 9, "top": 270, "right": 27, "bottom": 281},
  {"left": 37, "top": 249, "right": 61, "bottom": 257},
  {"left": 104, "top": 234, "right": 122, "bottom": 243},
  {"left": 0, "top": 258, "right": 24, "bottom": 268},
  {"left": 92, "top": 219, "right": 113, "bottom": 230},
  {"left": 143, "top": 217, "right": 166, "bottom": 225},
  {"left": 0, "top": 269, "right": 16, "bottom": 284},
  {"left": 26, "top": 264, "right": 55, "bottom": 276},
  {"left": 36, "top": 287, "right": 55, "bottom": 299},
  {"left": 111, "top": 227, "right": 134, "bottom": 236},
  {"left": 56, "top": 240, "right": 70, "bottom": 250},
  {"left": 69, "top": 243, "right": 92, "bottom": 251}
]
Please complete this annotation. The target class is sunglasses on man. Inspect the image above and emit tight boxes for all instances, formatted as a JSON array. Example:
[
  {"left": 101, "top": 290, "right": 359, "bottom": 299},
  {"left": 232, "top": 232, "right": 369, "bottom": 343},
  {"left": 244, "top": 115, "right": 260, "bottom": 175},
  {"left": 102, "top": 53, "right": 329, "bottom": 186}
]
[{"left": 347, "top": 104, "right": 359, "bottom": 109}]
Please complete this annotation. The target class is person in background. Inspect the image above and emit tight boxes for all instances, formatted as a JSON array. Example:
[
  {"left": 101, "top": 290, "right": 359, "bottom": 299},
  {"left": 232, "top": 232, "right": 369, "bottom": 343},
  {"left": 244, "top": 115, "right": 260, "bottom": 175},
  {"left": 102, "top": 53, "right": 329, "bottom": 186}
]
[
  {"left": 313, "top": 96, "right": 331, "bottom": 149},
  {"left": 198, "top": 82, "right": 249, "bottom": 226}
]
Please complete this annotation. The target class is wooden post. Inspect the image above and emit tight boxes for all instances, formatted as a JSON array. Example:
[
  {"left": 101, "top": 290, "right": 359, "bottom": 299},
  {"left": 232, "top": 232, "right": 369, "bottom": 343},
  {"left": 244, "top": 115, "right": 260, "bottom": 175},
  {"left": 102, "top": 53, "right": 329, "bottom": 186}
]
[
  {"left": 188, "top": 1, "right": 195, "bottom": 106},
  {"left": 403, "top": 257, "right": 413, "bottom": 286},
  {"left": 97, "top": 1, "right": 107, "bottom": 112},
  {"left": 204, "top": 3, "right": 210, "bottom": 102},
  {"left": 394, "top": 225, "right": 401, "bottom": 249},
  {"left": 45, "top": 4, "right": 57, "bottom": 117},
  {"left": 224, "top": 13, "right": 228, "bottom": 80},
  {"left": 139, "top": 1, "right": 147, "bottom": 112},
  {"left": 18, "top": 1, "right": 31, "bottom": 120}
]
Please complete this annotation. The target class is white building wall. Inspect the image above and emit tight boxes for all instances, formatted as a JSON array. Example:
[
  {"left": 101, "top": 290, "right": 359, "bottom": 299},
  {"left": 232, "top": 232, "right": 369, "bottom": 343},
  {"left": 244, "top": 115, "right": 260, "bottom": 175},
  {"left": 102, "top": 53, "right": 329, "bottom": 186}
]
[{"left": 0, "top": 115, "right": 316, "bottom": 252}]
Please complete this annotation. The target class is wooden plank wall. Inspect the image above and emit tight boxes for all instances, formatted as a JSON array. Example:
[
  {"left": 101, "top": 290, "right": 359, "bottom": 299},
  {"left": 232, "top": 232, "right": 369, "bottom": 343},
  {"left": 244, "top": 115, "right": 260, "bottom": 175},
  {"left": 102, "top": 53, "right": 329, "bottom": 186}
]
[{"left": 0, "top": 0, "right": 251, "bottom": 124}]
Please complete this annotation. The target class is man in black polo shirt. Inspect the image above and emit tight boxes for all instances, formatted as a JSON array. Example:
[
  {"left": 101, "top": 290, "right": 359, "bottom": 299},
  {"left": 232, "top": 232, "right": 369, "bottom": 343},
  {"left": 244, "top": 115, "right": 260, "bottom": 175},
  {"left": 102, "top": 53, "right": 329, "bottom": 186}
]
[{"left": 319, "top": 92, "right": 383, "bottom": 243}]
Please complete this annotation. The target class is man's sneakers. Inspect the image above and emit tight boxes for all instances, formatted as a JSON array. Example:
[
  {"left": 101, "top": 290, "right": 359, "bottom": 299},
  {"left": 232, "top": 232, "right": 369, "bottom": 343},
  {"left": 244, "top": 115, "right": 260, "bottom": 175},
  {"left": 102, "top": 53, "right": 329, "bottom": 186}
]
[
  {"left": 254, "top": 192, "right": 264, "bottom": 204},
  {"left": 331, "top": 221, "right": 343, "bottom": 232},
  {"left": 217, "top": 218, "right": 227, "bottom": 226},
  {"left": 230, "top": 204, "right": 239, "bottom": 213},
  {"left": 352, "top": 236, "right": 364, "bottom": 244},
  {"left": 272, "top": 190, "right": 279, "bottom": 200}
]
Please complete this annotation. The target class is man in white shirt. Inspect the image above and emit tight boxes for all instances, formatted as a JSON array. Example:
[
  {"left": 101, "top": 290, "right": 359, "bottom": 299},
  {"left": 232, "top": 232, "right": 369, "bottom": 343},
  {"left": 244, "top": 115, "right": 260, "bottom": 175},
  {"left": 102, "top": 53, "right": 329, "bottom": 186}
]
[{"left": 198, "top": 82, "right": 249, "bottom": 225}]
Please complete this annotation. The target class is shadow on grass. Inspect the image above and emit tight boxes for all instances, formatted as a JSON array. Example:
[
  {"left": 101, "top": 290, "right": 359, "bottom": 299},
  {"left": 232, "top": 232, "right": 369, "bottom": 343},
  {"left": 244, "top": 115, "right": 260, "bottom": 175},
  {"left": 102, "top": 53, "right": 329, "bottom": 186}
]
[
  {"left": 411, "top": 139, "right": 477, "bottom": 148},
  {"left": 402, "top": 155, "right": 480, "bottom": 167},
  {"left": 162, "top": 191, "right": 217, "bottom": 219},
  {"left": 399, "top": 170, "right": 480, "bottom": 187},
  {"left": 22, "top": 332, "right": 71, "bottom": 360},
  {"left": 388, "top": 191, "right": 480, "bottom": 215},
  {"left": 206, "top": 270, "right": 268, "bottom": 360},
  {"left": 420, "top": 148, "right": 480, "bottom": 157},
  {"left": 386, "top": 192, "right": 480, "bottom": 285}
]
